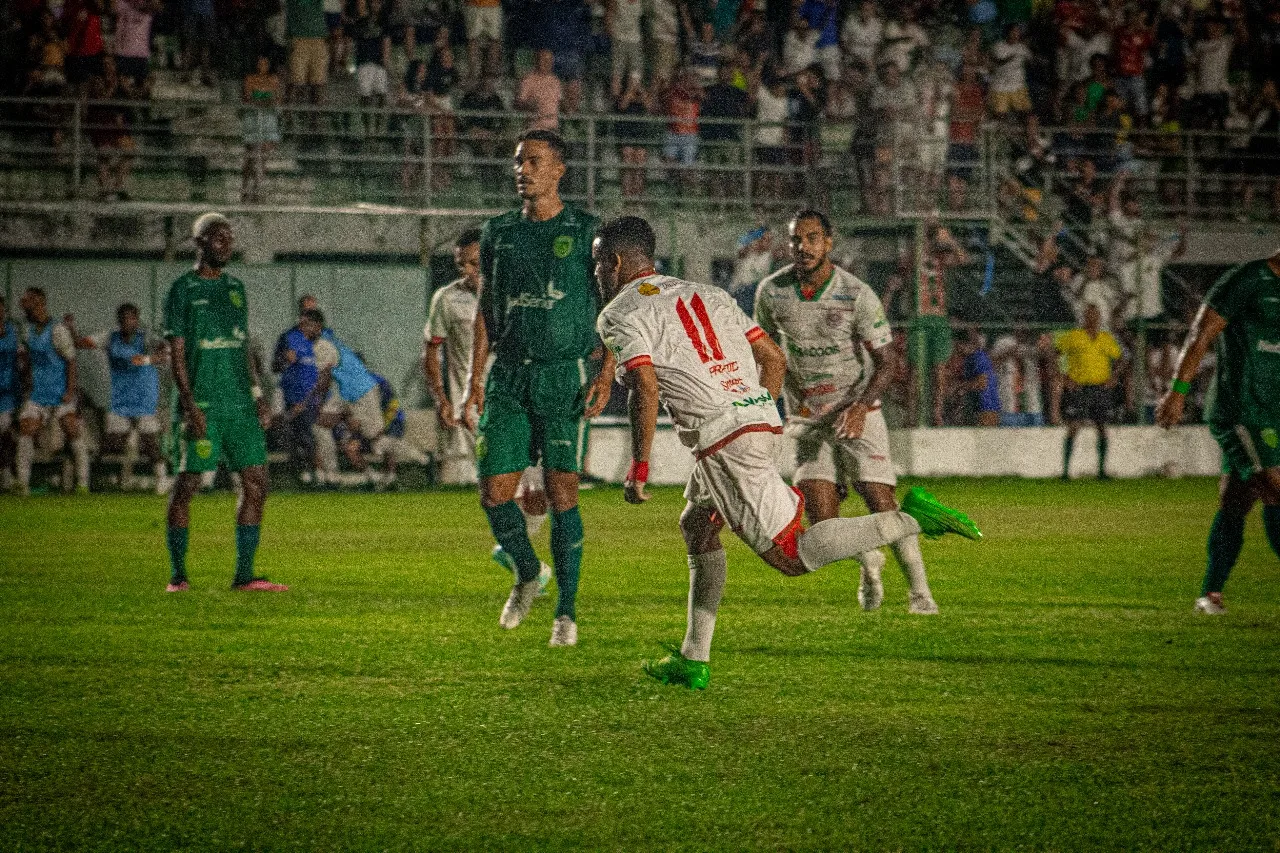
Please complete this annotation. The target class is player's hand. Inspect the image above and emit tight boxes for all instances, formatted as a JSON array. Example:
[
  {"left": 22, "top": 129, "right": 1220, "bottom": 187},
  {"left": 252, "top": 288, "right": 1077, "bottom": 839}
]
[
  {"left": 624, "top": 459, "right": 650, "bottom": 504},
  {"left": 624, "top": 481, "right": 649, "bottom": 504},
  {"left": 462, "top": 384, "right": 484, "bottom": 430},
  {"left": 584, "top": 372, "right": 613, "bottom": 418},
  {"left": 255, "top": 397, "right": 272, "bottom": 430},
  {"left": 835, "top": 402, "right": 869, "bottom": 440},
  {"left": 184, "top": 407, "right": 207, "bottom": 440},
  {"left": 1155, "top": 391, "right": 1185, "bottom": 429},
  {"left": 131, "top": 355, "right": 147, "bottom": 366},
  {"left": 436, "top": 399, "right": 457, "bottom": 429},
  {"left": 285, "top": 349, "right": 297, "bottom": 364}
]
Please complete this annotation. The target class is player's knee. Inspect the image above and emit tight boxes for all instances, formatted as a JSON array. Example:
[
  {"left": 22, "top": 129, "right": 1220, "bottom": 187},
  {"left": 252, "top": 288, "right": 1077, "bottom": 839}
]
[
  {"left": 760, "top": 546, "right": 807, "bottom": 577},
  {"left": 240, "top": 468, "right": 269, "bottom": 503}
]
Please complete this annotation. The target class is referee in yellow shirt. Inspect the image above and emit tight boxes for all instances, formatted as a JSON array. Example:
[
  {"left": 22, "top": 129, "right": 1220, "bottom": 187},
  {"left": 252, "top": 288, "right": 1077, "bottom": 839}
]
[{"left": 1056, "top": 303, "right": 1123, "bottom": 480}]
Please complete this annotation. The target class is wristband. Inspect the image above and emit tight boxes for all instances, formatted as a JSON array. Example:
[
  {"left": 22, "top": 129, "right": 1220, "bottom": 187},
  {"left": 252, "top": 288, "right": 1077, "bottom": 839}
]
[
  {"left": 626, "top": 459, "right": 649, "bottom": 485},
  {"left": 251, "top": 385, "right": 264, "bottom": 400},
  {"left": 1170, "top": 379, "right": 1191, "bottom": 395}
]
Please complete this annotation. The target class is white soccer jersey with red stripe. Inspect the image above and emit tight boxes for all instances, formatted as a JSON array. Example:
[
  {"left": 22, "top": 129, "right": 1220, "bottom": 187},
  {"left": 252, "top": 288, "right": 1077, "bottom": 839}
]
[{"left": 598, "top": 273, "right": 782, "bottom": 454}]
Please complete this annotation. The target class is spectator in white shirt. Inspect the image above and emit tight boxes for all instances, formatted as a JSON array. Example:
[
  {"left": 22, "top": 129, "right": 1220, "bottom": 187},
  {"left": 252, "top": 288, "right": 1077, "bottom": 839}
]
[
  {"left": 608, "top": 0, "right": 645, "bottom": 96},
  {"left": 880, "top": 8, "right": 928, "bottom": 74},
  {"left": 841, "top": 0, "right": 884, "bottom": 72},
  {"left": 781, "top": 14, "right": 819, "bottom": 77},
  {"left": 989, "top": 24, "right": 1032, "bottom": 119},
  {"left": 1192, "top": 17, "right": 1232, "bottom": 129}
]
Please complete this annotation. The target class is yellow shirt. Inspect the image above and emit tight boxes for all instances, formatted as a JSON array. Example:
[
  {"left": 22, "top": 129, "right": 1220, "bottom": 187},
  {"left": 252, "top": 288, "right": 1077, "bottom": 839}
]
[{"left": 1056, "top": 328, "right": 1121, "bottom": 386}]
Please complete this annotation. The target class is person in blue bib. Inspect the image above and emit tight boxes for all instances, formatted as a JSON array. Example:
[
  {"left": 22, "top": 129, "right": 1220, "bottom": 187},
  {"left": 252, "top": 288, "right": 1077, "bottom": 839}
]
[
  {"left": 69, "top": 303, "right": 170, "bottom": 493},
  {"left": 0, "top": 296, "right": 20, "bottom": 492},
  {"left": 15, "top": 287, "right": 90, "bottom": 495},
  {"left": 272, "top": 293, "right": 322, "bottom": 484}
]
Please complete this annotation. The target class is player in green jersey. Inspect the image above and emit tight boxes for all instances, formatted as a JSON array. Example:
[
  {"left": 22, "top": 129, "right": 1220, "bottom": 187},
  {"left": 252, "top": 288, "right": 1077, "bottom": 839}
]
[
  {"left": 162, "top": 213, "right": 287, "bottom": 593},
  {"left": 1157, "top": 250, "right": 1280, "bottom": 614},
  {"left": 462, "top": 129, "right": 615, "bottom": 646}
]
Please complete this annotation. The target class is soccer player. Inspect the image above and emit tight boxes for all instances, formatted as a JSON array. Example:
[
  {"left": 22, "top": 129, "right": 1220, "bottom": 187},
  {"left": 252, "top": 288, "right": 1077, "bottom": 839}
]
[
  {"left": 68, "top": 303, "right": 170, "bottom": 493},
  {"left": 462, "top": 129, "right": 615, "bottom": 647},
  {"left": 593, "top": 216, "right": 981, "bottom": 690},
  {"left": 755, "top": 210, "right": 941, "bottom": 615},
  {"left": 423, "top": 229, "right": 551, "bottom": 589},
  {"left": 1056, "top": 303, "right": 1122, "bottom": 481},
  {"left": 163, "top": 213, "right": 286, "bottom": 592},
  {"left": 15, "top": 288, "right": 90, "bottom": 496},
  {"left": 1156, "top": 250, "right": 1280, "bottom": 615},
  {"left": 0, "top": 296, "right": 19, "bottom": 492}
]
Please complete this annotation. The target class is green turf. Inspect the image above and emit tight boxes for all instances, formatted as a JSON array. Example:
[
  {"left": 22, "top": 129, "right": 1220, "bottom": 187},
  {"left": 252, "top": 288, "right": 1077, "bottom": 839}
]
[{"left": 2, "top": 478, "right": 1278, "bottom": 850}]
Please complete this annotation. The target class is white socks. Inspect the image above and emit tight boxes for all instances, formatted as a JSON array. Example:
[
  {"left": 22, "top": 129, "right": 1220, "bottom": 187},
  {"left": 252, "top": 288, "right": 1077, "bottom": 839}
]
[
  {"left": 798, "top": 511, "right": 922, "bottom": 572},
  {"left": 891, "top": 535, "right": 933, "bottom": 598},
  {"left": 16, "top": 435, "right": 33, "bottom": 488},
  {"left": 681, "top": 549, "right": 727, "bottom": 663}
]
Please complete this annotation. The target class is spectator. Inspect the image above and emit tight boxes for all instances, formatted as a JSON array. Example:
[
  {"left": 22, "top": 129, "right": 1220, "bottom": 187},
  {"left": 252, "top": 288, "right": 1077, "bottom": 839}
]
[
  {"left": 1119, "top": 222, "right": 1188, "bottom": 327},
  {"left": 1191, "top": 17, "right": 1232, "bottom": 130},
  {"left": 870, "top": 59, "right": 918, "bottom": 214},
  {"left": 990, "top": 326, "right": 1049, "bottom": 427},
  {"left": 323, "top": 0, "right": 348, "bottom": 79},
  {"left": 351, "top": 0, "right": 392, "bottom": 136},
  {"left": 1151, "top": 6, "right": 1189, "bottom": 91},
  {"left": 700, "top": 60, "right": 749, "bottom": 202},
  {"left": 287, "top": 0, "right": 330, "bottom": 123},
  {"left": 661, "top": 68, "right": 701, "bottom": 189},
  {"left": 1067, "top": 253, "right": 1123, "bottom": 331},
  {"left": 1093, "top": 88, "right": 1134, "bottom": 174},
  {"left": 1056, "top": 302, "right": 1121, "bottom": 480},
  {"left": 176, "top": 0, "right": 215, "bottom": 87},
  {"left": 87, "top": 60, "right": 136, "bottom": 201},
  {"left": 64, "top": 0, "right": 105, "bottom": 93},
  {"left": 457, "top": 73, "right": 507, "bottom": 186},
  {"left": 613, "top": 71, "right": 653, "bottom": 199},
  {"left": 946, "top": 61, "right": 985, "bottom": 212},
  {"left": 542, "top": 0, "right": 591, "bottom": 113},
  {"left": 797, "top": 0, "right": 839, "bottom": 83},
  {"left": 841, "top": 0, "right": 883, "bottom": 73},
  {"left": 515, "top": 48, "right": 561, "bottom": 131},
  {"left": 647, "top": 0, "right": 681, "bottom": 88},
  {"left": 1239, "top": 79, "right": 1280, "bottom": 221},
  {"left": 1083, "top": 52, "right": 1112, "bottom": 115},
  {"left": 732, "top": 11, "right": 772, "bottom": 82},
  {"left": 112, "top": 0, "right": 159, "bottom": 96},
  {"left": 463, "top": 0, "right": 502, "bottom": 82},
  {"left": 273, "top": 295, "right": 322, "bottom": 485},
  {"left": 909, "top": 222, "right": 967, "bottom": 427},
  {"left": 606, "top": 0, "right": 644, "bottom": 97},
  {"left": 753, "top": 74, "right": 789, "bottom": 203},
  {"left": 880, "top": 7, "right": 928, "bottom": 74},
  {"left": 1058, "top": 20, "right": 1109, "bottom": 95},
  {"left": 397, "top": 58, "right": 429, "bottom": 192},
  {"left": 728, "top": 224, "right": 778, "bottom": 316},
  {"left": 948, "top": 327, "right": 1000, "bottom": 427},
  {"left": 916, "top": 57, "right": 953, "bottom": 209},
  {"left": 423, "top": 25, "right": 458, "bottom": 190},
  {"left": 24, "top": 11, "right": 68, "bottom": 98},
  {"left": 688, "top": 20, "right": 722, "bottom": 88},
  {"left": 1061, "top": 156, "right": 1103, "bottom": 235},
  {"left": 791, "top": 64, "right": 826, "bottom": 207},
  {"left": 989, "top": 23, "right": 1032, "bottom": 121},
  {"left": 241, "top": 55, "right": 282, "bottom": 203},
  {"left": 780, "top": 13, "right": 817, "bottom": 77},
  {"left": 1112, "top": 7, "right": 1153, "bottom": 123}
]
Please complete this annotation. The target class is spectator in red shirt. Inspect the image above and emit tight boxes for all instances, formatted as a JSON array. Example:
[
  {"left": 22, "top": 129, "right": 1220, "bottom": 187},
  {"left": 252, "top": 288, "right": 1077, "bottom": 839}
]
[
  {"left": 1112, "top": 8, "right": 1153, "bottom": 123},
  {"left": 946, "top": 62, "right": 985, "bottom": 211},
  {"left": 64, "top": 0, "right": 105, "bottom": 93},
  {"left": 662, "top": 68, "right": 702, "bottom": 189}
]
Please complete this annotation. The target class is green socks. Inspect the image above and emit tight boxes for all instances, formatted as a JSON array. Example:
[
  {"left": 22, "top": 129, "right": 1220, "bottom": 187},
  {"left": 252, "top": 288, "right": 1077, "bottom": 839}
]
[
  {"left": 234, "top": 524, "right": 260, "bottom": 587},
  {"left": 167, "top": 527, "right": 189, "bottom": 584},
  {"left": 1202, "top": 510, "right": 1246, "bottom": 595},
  {"left": 1062, "top": 434, "right": 1074, "bottom": 477},
  {"left": 484, "top": 501, "right": 541, "bottom": 584},
  {"left": 550, "top": 506, "right": 583, "bottom": 621},
  {"left": 1097, "top": 434, "right": 1108, "bottom": 476}
]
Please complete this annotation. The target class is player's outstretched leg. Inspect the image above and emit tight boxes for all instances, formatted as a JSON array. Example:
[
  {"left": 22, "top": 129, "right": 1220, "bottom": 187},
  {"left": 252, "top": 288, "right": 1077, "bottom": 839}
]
[
  {"left": 899, "top": 487, "right": 983, "bottom": 540},
  {"left": 1197, "top": 509, "right": 1245, "bottom": 615},
  {"left": 487, "top": 498, "right": 544, "bottom": 629}
]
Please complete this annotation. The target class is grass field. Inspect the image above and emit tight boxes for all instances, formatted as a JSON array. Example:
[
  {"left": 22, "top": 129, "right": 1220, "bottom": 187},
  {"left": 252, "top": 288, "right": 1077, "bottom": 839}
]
[{"left": 1, "top": 478, "right": 1278, "bottom": 850}]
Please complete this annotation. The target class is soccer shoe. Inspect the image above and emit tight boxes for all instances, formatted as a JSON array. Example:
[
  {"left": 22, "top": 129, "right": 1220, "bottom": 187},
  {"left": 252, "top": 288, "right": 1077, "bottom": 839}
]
[
  {"left": 549, "top": 615, "right": 578, "bottom": 647},
  {"left": 1194, "top": 594, "right": 1226, "bottom": 615},
  {"left": 908, "top": 592, "right": 940, "bottom": 615},
  {"left": 165, "top": 581, "right": 191, "bottom": 592},
  {"left": 491, "top": 545, "right": 517, "bottom": 576},
  {"left": 643, "top": 645, "right": 710, "bottom": 690},
  {"left": 537, "top": 561, "right": 553, "bottom": 597},
  {"left": 233, "top": 578, "right": 290, "bottom": 592},
  {"left": 857, "top": 561, "right": 884, "bottom": 611},
  {"left": 901, "top": 487, "right": 983, "bottom": 541},
  {"left": 499, "top": 579, "right": 540, "bottom": 629}
]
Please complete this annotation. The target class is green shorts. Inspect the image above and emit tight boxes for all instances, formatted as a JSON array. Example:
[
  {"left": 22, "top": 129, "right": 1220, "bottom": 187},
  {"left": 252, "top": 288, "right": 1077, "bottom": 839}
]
[
  {"left": 174, "top": 408, "right": 268, "bottom": 474},
  {"left": 477, "top": 359, "right": 590, "bottom": 478},
  {"left": 907, "top": 314, "right": 953, "bottom": 369},
  {"left": 1211, "top": 421, "right": 1280, "bottom": 480}
]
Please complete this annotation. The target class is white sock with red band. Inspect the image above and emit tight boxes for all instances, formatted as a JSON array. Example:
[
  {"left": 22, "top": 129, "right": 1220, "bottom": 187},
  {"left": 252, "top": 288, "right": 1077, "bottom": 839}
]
[{"left": 681, "top": 549, "right": 726, "bottom": 663}]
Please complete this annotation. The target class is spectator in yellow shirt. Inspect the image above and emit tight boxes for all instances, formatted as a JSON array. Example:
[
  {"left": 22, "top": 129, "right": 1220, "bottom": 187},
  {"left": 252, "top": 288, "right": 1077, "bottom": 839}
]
[{"left": 1056, "top": 303, "right": 1122, "bottom": 480}]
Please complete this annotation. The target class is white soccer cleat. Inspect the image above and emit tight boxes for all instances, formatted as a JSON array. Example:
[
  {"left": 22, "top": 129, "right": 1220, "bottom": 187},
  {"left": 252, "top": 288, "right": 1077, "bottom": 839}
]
[
  {"left": 1194, "top": 594, "right": 1226, "bottom": 615},
  {"left": 908, "top": 592, "right": 939, "bottom": 615},
  {"left": 549, "top": 615, "right": 578, "bottom": 647},
  {"left": 857, "top": 555, "right": 884, "bottom": 611},
  {"left": 536, "top": 561, "right": 553, "bottom": 597},
  {"left": 499, "top": 579, "right": 540, "bottom": 629}
]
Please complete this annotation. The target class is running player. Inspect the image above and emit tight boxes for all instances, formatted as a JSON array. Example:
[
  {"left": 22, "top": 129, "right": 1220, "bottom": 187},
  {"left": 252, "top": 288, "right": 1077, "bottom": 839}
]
[
  {"left": 1156, "top": 250, "right": 1280, "bottom": 615},
  {"left": 423, "top": 228, "right": 551, "bottom": 590},
  {"left": 462, "top": 129, "right": 615, "bottom": 647},
  {"left": 755, "top": 210, "right": 940, "bottom": 615},
  {"left": 0, "top": 296, "right": 19, "bottom": 492},
  {"left": 163, "top": 213, "right": 286, "bottom": 592},
  {"left": 593, "top": 216, "right": 981, "bottom": 690},
  {"left": 69, "top": 303, "right": 170, "bottom": 493},
  {"left": 15, "top": 288, "right": 90, "bottom": 495}
]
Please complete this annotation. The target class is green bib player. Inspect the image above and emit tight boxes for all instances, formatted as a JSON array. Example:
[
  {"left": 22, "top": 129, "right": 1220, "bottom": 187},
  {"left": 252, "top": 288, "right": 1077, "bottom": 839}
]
[
  {"left": 163, "top": 213, "right": 287, "bottom": 593},
  {"left": 1157, "top": 250, "right": 1280, "bottom": 614},
  {"left": 462, "top": 129, "right": 615, "bottom": 646}
]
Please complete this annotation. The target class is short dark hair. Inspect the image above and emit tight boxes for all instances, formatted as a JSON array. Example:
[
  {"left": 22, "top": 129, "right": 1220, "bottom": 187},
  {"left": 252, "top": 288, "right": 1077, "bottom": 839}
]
[
  {"left": 517, "top": 128, "right": 567, "bottom": 163},
  {"left": 24, "top": 286, "right": 46, "bottom": 300},
  {"left": 455, "top": 227, "right": 482, "bottom": 249},
  {"left": 297, "top": 293, "right": 317, "bottom": 313},
  {"left": 117, "top": 302, "right": 139, "bottom": 322},
  {"left": 301, "top": 308, "right": 326, "bottom": 326},
  {"left": 596, "top": 216, "right": 656, "bottom": 260},
  {"left": 790, "top": 209, "right": 833, "bottom": 236}
]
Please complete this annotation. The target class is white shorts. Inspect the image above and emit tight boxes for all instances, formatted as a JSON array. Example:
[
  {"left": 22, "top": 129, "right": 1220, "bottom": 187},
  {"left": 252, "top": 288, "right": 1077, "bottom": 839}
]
[
  {"left": 105, "top": 413, "right": 161, "bottom": 436},
  {"left": 790, "top": 408, "right": 896, "bottom": 487},
  {"left": 323, "top": 388, "right": 385, "bottom": 439},
  {"left": 684, "top": 428, "right": 802, "bottom": 556},
  {"left": 20, "top": 400, "right": 76, "bottom": 424},
  {"left": 464, "top": 4, "right": 502, "bottom": 42},
  {"left": 357, "top": 63, "right": 389, "bottom": 98},
  {"left": 517, "top": 463, "right": 544, "bottom": 497}
]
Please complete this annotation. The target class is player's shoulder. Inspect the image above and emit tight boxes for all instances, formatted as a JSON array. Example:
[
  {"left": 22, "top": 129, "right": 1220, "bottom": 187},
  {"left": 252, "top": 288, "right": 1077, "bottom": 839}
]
[
  {"left": 561, "top": 203, "right": 601, "bottom": 232},
  {"left": 759, "top": 263, "right": 797, "bottom": 291},
  {"left": 828, "top": 264, "right": 877, "bottom": 299},
  {"left": 483, "top": 210, "right": 524, "bottom": 237}
]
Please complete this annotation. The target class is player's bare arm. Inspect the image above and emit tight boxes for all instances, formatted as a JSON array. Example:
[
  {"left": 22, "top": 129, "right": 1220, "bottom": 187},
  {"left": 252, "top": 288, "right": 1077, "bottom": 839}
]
[
  {"left": 584, "top": 346, "right": 616, "bottom": 418},
  {"left": 167, "top": 336, "right": 205, "bottom": 440},
  {"left": 1156, "top": 304, "right": 1228, "bottom": 428},
  {"left": 622, "top": 363, "right": 659, "bottom": 505},
  {"left": 749, "top": 333, "right": 785, "bottom": 400},
  {"left": 422, "top": 339, "right": 457, "bottom": 428},
  {"left": 462, "top": 305, "right": 489, "bottom": 428},
  {"left": 837, "top": 344, "right": 896, "bottom": 440},
  {"left": 245, "top": 342, "right": 270, "bottom": 429}
]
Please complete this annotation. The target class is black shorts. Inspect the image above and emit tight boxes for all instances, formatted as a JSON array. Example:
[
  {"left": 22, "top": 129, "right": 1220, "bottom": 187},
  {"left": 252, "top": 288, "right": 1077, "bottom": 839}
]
[
  {"left": 65, "top": 54, "right": 103, "bottom": 85},
  {"left": 115, "top": 56, "right": 149, "bottom": 88},
  {"left": 1063, "top": 384, "right": 1114, "bottom": 424}
]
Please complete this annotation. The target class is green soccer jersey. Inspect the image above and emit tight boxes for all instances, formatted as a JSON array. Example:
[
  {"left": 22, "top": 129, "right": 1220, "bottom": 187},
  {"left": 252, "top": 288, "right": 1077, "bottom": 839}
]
[
  {"left": 162, "top": 270, "right": 254, "bottom": 413},
  {"left": 1205, "top": 258, "right": 1280, "bottom": 428},
  {"left": 478, "top": 204, "right": 602, "bottom": 364}
]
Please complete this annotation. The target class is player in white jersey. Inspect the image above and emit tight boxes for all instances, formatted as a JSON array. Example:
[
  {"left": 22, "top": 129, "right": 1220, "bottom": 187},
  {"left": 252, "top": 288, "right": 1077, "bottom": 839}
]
[
  {"left": 755, "top": 210, "right": 939, "bottom": 615},
  {"left": 422, "top": 228, "right": 550, "bottom": 591},
  {"left": 593, "top": 216, "right": 981, "bottom": 689}
]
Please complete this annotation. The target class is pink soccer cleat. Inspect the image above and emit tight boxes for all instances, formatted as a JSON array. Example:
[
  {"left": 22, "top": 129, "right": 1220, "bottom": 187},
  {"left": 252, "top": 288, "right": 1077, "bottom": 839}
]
[
  {"left": 165, "top": 581, "right": 191, "bottom": 592},
  {"left": 233, "top": 578, "right": 289, "bottom": 592}
]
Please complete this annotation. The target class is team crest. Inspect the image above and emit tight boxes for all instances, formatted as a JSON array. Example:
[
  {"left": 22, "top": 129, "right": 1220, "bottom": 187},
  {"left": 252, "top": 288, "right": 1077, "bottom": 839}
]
[
  {"left": 1263, "top": 428, "right": 1278, "bottom": 449},
  {"left": 553, "top": 235, "right": 573, "bottom": 259},
  {"left": 637, "top": 282, "right": 661, "bottom": 296},
  {"left": 229, "top": 290, "right": 243, "bottom": 308},
  {"left": 195, "top": 439, "right": 213, "bottom": 459}
]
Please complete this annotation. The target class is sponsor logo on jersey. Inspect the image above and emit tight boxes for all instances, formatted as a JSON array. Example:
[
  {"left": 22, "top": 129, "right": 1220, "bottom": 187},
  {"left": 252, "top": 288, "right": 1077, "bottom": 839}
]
[
  {"left": 508, "top": 281, "right": 566, "bottom": 312},
  {"left": 1257, "top": 340, "right": 1280, "bottom": 355},
  {"left": 707, "top": 361, "right": 739, "bottom": 375},
  {"left": 1263, "top": 428, "right": 1279, "bottom": 449},
  {"left": 721, "top": 378, "right": 749, "bottom": 393},
  {"left": 229, "top": 290, "right": 243, "bottom": 308},
  {"left": 553, "top": 235, "right": 574, "bottom": 259},
  {"left": 732, "top": 391, "right": 773, "bottom": 408},
  {"left": 637, "top": 282, "right": 661, "bottom": 296},
  {"left": 786, "top": 341, "right": 840, "bottom": 358}
]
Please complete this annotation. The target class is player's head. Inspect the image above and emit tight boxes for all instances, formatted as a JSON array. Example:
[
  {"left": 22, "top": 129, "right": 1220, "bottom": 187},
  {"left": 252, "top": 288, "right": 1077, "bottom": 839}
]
[
  {"left": 192, "top": 212, "right": 234, "bottom": 272},
  {"left": 1083, "top": 302, "right": 1102, "bottom": 332},
  {"left": 299, "top": 308, "right": 325, "bottom": 341},
  {"left": 454, "top": 227, "right": 482, "bottom": 289},
  {"left": 593, "top": 216, "right": 656, "bottom": 299},
  {"left": 116, "top": 302, "right": 140, "bottom": 334},
  {"left": 788, "top": 209, "right": 834, "bottom": 276},
  {"left": 20, "top": 287, "right": 47, "bottom": 322},
  {"left": 513, "top": 130, "right": 567, "bottom": 202},
  {"left": 298, "top": 293, "right": 319, "bottom": 314}
]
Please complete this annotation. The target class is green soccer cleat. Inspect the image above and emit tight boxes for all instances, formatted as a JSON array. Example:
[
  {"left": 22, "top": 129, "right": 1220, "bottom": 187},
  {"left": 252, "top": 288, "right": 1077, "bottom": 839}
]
[
  {"left": 642, "top": 645, "right": 710, "bottom": 690},
  {"left": 901, "top": 486, "right": 983, "bottom": 541}
]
